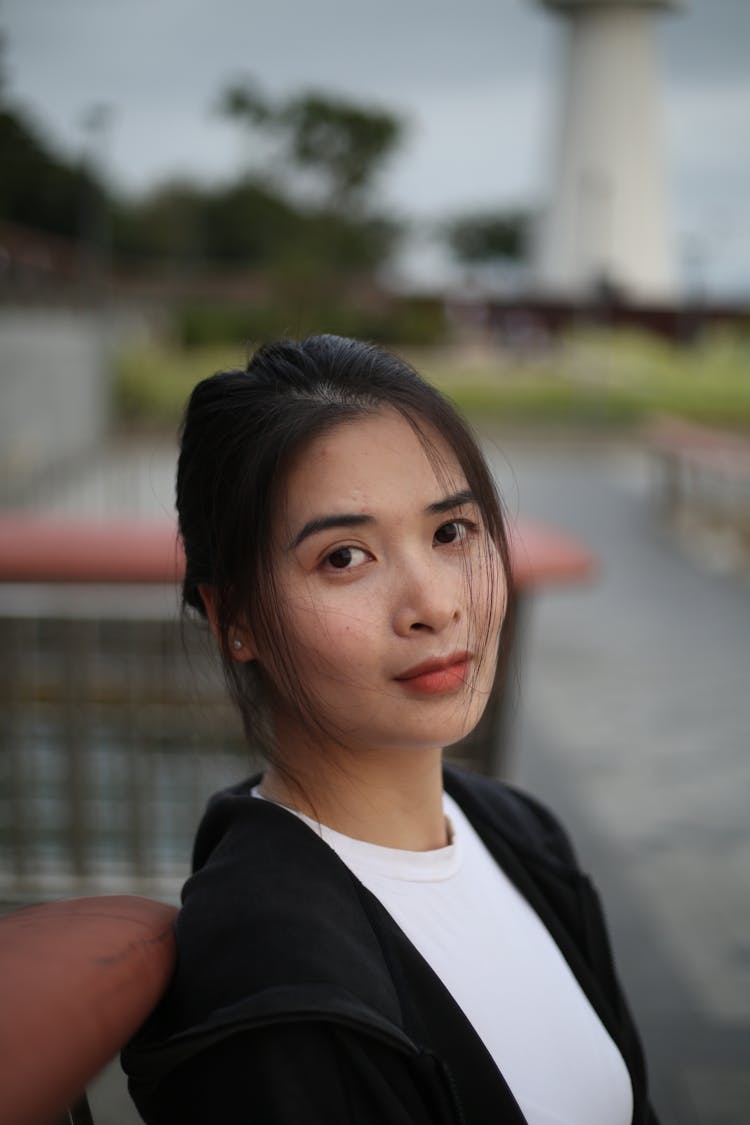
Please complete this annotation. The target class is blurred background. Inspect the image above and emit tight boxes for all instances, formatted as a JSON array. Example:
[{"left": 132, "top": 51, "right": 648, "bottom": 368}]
[{"left": 0, "top": 1, "right": 748, "bottom": 1122}]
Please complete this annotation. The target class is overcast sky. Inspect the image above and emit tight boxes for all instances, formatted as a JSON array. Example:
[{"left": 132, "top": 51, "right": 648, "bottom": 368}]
[{"left": 2, "top": 0, "right": 749, "bottom": 296}]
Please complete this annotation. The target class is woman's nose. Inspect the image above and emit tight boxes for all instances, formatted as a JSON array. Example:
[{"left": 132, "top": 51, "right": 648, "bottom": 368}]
[{"left": 391, "top": 559, "right": 461, "bottom": 636}]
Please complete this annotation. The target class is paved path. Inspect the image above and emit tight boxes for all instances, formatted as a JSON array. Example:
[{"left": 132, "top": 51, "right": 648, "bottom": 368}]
[{"left": 486, "top": 433, "right": 750, "bottom": 1125}]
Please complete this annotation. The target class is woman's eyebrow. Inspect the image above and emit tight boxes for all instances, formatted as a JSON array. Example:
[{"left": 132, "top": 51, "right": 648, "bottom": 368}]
[
  {"left": 288, "top": 513, "right": 374, "bottom": 550},
  {"left": 426, "top": 488, "right": 476, "bottom": 515},
  {"left": 288, "top": 489, "right": 475, "bottom": 550}
]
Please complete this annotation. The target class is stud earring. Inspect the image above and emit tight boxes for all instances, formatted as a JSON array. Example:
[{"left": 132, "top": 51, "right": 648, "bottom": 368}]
[{"left": 232, "top": 639, "right": 243, "bottom": 651}]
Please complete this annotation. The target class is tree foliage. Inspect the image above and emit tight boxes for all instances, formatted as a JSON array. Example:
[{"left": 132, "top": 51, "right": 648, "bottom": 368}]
[
  {"left": 281, "top": 94, "right": 401, "bottom": 208},
  {"left": 110, "top": 177, "right": 399, "bottom": 274},
  {"left": 444, "top": 210, "right": 528, "bottom": 265},
  {"left": 113, "top": 79, "right": 403, "bottom": 274},
  {"left": 0, "top": 58, "right": 403, "bottom": 278},
  {"left": 0, "top": 106, "right": 99, "bottom": 239},
  {"left": 217, "top": 79, "right": 271, "bottom": 128},
  {"left": 219, "top": 78, "right": 402, "bottom": 211},
  {"left": 0, "top": 38, "right": 101, "bottom": 238}
]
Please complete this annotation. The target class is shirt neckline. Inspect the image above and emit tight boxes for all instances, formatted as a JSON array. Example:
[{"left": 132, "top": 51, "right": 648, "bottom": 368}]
[{"left": 251, "top": 785, "right": 463, "bottom": 882}]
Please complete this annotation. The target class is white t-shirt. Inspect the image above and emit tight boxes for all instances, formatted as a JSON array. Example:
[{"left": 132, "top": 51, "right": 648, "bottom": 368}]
[{"left": 252, "top": 787, "right": 633, "bottom": 1125}]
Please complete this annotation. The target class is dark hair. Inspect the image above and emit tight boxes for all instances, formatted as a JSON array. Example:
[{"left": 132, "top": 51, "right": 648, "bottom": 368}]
[{"left": 176, "top": 334, "right": 512, "bottom": 755}]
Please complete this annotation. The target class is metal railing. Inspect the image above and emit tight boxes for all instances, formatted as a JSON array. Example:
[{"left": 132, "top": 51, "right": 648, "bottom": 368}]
[
  {"left": 0, "top": 517, "right": 594, "bottom": 901},
  {"left": 0, "top": 601, "right": 506, "bottom": 901},
  {"left": 0, "top": 598, "right": 258, "bottom": 901}
]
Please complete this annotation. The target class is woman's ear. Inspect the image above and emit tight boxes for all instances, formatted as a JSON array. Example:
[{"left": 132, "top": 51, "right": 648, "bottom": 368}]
[{"left": 197, "top": 583, "right": 256, "bottom": 662}]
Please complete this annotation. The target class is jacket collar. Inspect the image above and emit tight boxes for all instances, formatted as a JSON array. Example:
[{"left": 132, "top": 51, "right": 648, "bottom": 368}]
[{"left": 127, "top": 766, "right": 647, "bottom": 1121}]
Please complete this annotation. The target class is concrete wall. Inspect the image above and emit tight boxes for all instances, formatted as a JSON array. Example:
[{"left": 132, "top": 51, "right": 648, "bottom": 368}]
[{"left": 0, "top": 307, "right": 117, "bottom": 500}]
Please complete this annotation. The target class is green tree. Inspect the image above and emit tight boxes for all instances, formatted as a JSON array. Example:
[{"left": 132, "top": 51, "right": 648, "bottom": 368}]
[
  {"left": 0, "top": 37, "right": 403, "bottom": 281},
  {"left": 444, "top": 210, "right": 528, "bottom": 267},
  {"left": 111, "top": 180, "right": 205, "bottom": 265},
  {"left": 280, "top": 93, "right": 401, "bottom": 210},
  {"left": 219, "top": 78, "right": 402, "bottom": 210},
  {"left": 200, "top": 180, "right": 304, "bottom": 265},
  {"left": 217, "top": 77, "right": 403, "bottom": 271},
  {"left": 217, "top": 79, "right": 271, "bottom": 128},
  {"left": 0, "top": 105, "right": 99, "bottom": 239}
]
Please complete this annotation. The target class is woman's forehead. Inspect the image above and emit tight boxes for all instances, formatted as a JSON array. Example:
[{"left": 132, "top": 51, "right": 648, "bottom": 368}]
[{"left": 281, "top": 411, "right": 467, "bottom": 522}]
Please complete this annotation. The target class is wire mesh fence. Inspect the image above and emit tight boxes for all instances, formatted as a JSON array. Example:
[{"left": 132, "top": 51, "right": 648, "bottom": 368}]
[
  {"left": 0, "top": 590, "right": 508, "bottom": 902},
  {"left": 0, "top": 604, "right": 258, "bottom": 901}
]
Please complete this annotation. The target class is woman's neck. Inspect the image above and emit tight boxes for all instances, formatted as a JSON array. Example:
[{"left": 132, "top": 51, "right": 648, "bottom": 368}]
[{"left": 258, "top": 742, "right": 448, "bottom": 851}]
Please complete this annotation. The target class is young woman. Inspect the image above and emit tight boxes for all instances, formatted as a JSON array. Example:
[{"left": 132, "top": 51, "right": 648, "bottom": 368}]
[{"left": 123, "top": 335, "right": 658, "bottom": 1124}]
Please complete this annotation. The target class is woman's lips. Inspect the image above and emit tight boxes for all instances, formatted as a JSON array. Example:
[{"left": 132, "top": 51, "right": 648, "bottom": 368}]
[{"left": 394, "top": 653, "right": 472, "bottom": 695}]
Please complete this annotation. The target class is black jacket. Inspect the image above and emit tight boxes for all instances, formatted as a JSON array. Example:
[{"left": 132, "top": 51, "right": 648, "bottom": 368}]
[{"left": 123, "top": 767, "right": 659, "bottom": 1124}]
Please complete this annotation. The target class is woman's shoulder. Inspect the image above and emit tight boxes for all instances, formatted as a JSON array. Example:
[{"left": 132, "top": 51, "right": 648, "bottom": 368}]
[
  {"left": 141, "top": 779, "right": 405, "bottom": 1046},
  {"left": 123, "top": 778, "right": 411, "bottom": 1099},
  {"left": 187, "top": 774, "right": 293, "bottom": 866}
]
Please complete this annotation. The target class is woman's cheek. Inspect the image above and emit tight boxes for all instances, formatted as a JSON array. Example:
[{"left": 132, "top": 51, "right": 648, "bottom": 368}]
[
  {"left": 475, "top": 544, "right": 506, "bottom": 624},
  {"left": 289, "top": 589, "right": 374, "bottom": 651}
]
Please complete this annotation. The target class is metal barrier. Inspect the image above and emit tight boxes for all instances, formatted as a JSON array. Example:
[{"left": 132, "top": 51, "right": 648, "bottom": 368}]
[
  {"left": 0, "top": 601, "right": 497, "bottom": 901},
  {"left": 0, "top": 518, "right": 595, "bottom": 901},
  {"left": 0, "top": 598, "right": 256, "bottom": 901}
]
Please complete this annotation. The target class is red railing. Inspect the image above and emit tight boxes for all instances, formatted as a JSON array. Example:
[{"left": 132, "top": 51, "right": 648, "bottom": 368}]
[{"left": 0, "top": 516, "right": 595, "bottom": 589}]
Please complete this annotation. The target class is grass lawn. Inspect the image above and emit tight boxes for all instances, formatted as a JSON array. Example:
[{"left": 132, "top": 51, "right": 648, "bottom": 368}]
[{"left": 115, "top": 326, "right": 750, "bottom": 432}]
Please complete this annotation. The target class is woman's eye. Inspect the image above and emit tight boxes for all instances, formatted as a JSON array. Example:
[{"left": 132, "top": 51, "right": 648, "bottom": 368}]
[
  {"left": 324, "top": 546, "right": 370, "bottom": 570},
  {"left": 434, "top": 520, "right": 473, "bottom": 546}
]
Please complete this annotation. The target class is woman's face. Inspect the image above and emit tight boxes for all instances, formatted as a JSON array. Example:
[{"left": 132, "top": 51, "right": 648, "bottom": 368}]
[{"left": 253, "top": 409, "right": 506, "bottom": 758}]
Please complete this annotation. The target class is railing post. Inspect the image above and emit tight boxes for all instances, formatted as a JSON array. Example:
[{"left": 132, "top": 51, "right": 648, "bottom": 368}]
[
  {"left": 63, "top": 620, "right": 90, "bottom": 882},
  {"left": 1, "top": 619, "right": 30, "bottom": 892}
]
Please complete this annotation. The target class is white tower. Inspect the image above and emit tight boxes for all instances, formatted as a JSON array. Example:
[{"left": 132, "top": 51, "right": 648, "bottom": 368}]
[{"left": 535, "top": 0, "right": 678, "bottom": 303}]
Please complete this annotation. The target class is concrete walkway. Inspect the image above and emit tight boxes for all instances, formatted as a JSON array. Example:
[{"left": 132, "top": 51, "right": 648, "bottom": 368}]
[{"left": 486, "top": 433, "right": 750, "bottom": 1125}]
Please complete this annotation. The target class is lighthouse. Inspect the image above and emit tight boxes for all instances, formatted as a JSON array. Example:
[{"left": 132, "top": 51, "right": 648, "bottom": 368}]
[{"left": 534, "top": 0, "right": 678, "bottom": 303}]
